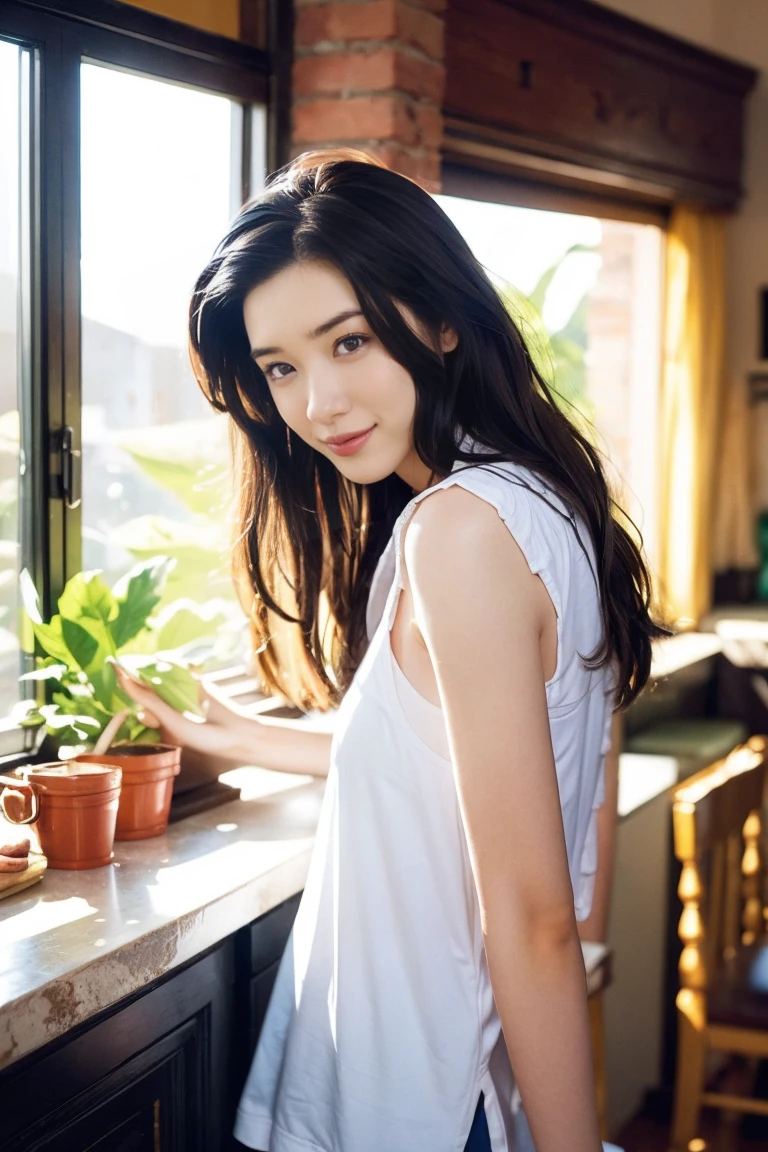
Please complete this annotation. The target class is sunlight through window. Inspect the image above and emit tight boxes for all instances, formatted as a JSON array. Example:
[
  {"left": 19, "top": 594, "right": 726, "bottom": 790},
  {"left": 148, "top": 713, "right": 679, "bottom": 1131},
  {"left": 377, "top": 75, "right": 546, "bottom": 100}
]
[
  {"left": 435, "top": 195, "right": 664, "bottom": 568},
  {"left": 80, "top": 64, "right": 265, "bottom": 670}
]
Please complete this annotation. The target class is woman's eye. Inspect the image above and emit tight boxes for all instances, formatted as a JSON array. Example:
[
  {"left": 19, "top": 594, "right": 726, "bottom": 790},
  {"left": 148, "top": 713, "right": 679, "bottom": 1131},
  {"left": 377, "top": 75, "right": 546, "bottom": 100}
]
[
  {"left": 335, "top": 334, "right": 368, "bottom": 356},
  {"left": 264, "top": 361, "right": 294, "bottom": 382}
]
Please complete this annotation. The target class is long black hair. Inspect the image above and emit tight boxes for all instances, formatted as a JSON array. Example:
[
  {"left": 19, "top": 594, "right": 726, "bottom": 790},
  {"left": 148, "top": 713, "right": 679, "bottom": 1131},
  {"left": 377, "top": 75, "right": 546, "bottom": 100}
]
[{"left": 190, "top": 149, "right": 669, "bottom": 711}]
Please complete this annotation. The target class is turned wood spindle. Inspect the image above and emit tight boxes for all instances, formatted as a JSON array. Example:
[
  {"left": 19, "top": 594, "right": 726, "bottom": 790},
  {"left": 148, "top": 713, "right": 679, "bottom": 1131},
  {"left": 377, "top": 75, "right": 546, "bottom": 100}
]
[
  {"left": 741, "top": 809, "right": 763, "bottom": 946},
  {"left": 678, "top": 853, "right": 706, "bottom": 992}
]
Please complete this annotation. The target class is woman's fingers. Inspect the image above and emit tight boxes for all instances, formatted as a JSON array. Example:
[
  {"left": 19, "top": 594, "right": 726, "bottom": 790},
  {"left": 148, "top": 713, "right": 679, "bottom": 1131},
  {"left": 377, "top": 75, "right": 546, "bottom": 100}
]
[
  {"left": 111, "top": 662, "right": 237, "bottom": 728},
  {"left": 114, "top": 665, "right": 186, "bottom": 728},
  {"left": 112, "top": 664, "right": 226, "bottom": 753},
  {"left": 136, "top": 706, "right": 162, "bottom": 729}
]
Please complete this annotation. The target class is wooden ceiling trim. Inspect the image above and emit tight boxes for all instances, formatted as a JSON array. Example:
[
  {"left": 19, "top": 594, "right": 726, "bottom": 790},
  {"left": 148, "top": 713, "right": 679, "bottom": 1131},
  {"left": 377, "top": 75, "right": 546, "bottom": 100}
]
[
  {"left": 443, "top": 0, "right": 758, "bottom": 210},
  {"left": 441, "top": 161, "right": 671, "bottom": 227}
]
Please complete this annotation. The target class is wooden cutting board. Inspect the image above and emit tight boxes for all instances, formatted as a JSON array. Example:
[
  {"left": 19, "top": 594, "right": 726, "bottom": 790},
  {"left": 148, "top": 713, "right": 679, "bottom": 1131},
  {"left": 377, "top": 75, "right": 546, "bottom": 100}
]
[{"left": 0, "top": 852, "right": 47, "bottom": 900}]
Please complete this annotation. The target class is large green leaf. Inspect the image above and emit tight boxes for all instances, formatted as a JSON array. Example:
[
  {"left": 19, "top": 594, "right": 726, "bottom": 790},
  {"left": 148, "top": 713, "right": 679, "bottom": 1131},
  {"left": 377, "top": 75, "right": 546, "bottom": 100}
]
[
  {"left": 20, "top": 571, "right": 104, "bottom": 669},
  {"left": 59, "top": 571, "right": 117, "bottom": 628},
  {"left": 111, "top": 555, "right": 176, "bottom": 649},
  {"left": 111, "top": 516, "right": 234, "bottom": 614},
  {"left": 89, "top": 661, "right": 117, "bottom": 710},
  {"left": 116, "top": 417, "right": 232, "bottom": 517},
  {"left": 153, "top": 598, "right": 231, "bottom": 652},
  {"left": 61, "top": 616, "right": 102, "bottom": 672},
  {"left": 31, "top": 617, "right": 76, "bottom": 665},
  {"left": 527, "top": 243, "right": 596, "bottom": 316},
  {"left": 137, "top": 660, "right": 204, "bottom": 717},
  {"left": 499, "top": 242, "right": 598, "bottom": 425}
]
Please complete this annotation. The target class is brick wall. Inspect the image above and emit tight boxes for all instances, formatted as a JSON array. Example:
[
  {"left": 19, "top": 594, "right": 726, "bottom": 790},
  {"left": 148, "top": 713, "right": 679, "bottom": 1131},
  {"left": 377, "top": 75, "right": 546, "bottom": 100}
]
[{"left": 292, "top": 0, "right": 446, "bottom": 191}]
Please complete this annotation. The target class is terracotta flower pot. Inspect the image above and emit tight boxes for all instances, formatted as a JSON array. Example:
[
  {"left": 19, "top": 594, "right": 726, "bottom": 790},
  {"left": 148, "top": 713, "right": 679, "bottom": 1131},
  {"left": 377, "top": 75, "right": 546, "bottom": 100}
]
[
  {"left": 25, "top": 761, "right": 122, "bottom": 870},
  {"left": 74, "top": 744, "right": 181, "bottom": 840}
]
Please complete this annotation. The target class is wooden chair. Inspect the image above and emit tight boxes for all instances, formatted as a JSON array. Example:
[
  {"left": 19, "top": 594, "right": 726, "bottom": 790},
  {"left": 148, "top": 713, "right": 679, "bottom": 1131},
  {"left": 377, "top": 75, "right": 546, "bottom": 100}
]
[
  {"left": 582, "top": 940, "right": 612, "bottom": 1140},
  {"left": 669, "top": 735, "right": 768, "bottom": 1151}
]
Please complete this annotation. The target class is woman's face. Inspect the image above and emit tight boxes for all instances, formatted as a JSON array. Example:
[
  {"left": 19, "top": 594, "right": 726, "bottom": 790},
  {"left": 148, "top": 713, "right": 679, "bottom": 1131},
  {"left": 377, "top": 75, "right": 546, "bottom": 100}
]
[{"left": 243, "top": 260, "right": 436, "bottom": 491}]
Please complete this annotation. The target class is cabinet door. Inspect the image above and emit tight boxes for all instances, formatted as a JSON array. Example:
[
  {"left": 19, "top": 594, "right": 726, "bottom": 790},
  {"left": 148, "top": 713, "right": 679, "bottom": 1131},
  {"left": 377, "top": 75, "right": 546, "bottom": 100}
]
[
  {"left": 247, "top": 892, "right": 301, "bottom": 975},
  {"left": 246, "top": 893, "right": 301, "bottom": 1046},
  {"left": 249, "top": 959, "right": 280, "bottom": 1050},
  {"left": 0, "top": 944, "right": 235, "bottom": 1152},
  {"left": 15, "top": 1025, "right": 191, "bottom": 1152},
  {"left": 231, "top": 897, "right": 301, "bottom": 1151}
]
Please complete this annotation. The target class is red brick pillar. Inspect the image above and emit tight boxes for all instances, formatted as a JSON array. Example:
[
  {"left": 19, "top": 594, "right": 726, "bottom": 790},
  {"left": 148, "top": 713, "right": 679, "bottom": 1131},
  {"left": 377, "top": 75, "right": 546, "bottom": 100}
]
[{"left": 292, "top": 0, "right": 446, "bottom": 191}]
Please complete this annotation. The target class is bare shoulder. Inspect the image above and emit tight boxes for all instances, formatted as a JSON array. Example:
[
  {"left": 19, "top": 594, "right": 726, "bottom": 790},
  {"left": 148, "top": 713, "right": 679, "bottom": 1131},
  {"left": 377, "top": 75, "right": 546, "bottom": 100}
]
[
  {"left": 403, "top": 483, "right": 536, "bottom": 592},
  {"left": 401, "top": 484, "right": 553, "bottom": 697}
]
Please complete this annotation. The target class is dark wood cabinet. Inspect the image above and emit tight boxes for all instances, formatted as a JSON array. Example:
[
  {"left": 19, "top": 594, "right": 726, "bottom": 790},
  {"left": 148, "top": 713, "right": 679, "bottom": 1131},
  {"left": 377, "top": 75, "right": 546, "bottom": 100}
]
[
  {"left": 244, "top": 893, "right": 302, "bottom": 1051},
  {"left": 0, "top": 893, "right": 301, "bottom": 1152}
]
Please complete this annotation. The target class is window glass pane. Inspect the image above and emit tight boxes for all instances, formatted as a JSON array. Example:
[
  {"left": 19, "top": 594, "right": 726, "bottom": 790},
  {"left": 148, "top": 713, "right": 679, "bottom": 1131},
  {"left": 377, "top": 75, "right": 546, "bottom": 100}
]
[
  {"left": 435, "top": 195, "right": 663, "bottom": 565},
  {"left": 0, "top": 40, "right": 30, "bottom": 721},
  {"left": 80, "top": 64, "right": 260, "bottom": 667}
]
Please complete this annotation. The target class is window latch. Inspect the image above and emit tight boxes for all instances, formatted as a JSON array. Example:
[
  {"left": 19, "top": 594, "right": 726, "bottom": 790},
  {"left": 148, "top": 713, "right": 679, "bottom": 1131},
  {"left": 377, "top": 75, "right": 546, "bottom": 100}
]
[{"left": 51, "top": 425, "right": 82, "bottom": 510}]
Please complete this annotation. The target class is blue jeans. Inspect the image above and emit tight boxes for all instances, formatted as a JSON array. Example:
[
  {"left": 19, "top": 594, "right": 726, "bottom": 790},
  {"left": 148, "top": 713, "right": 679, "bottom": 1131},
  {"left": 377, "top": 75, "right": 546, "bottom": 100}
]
[{"left": 463, "top": 1092, "right": 492, "bottom": 1152}]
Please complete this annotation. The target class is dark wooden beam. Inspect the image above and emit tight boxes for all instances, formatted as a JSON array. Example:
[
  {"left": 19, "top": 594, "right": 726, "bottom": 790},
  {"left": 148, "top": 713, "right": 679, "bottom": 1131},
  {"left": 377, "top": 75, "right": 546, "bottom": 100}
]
[{"left": 444, "top": 0, "right": 758, "bottom": 209}]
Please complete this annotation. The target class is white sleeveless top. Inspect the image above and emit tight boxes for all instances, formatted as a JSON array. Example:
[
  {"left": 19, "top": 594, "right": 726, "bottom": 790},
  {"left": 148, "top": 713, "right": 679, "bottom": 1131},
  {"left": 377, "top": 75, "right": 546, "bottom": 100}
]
[{"left": 235, "top": 447, "right": 616, "bottom": 1152}]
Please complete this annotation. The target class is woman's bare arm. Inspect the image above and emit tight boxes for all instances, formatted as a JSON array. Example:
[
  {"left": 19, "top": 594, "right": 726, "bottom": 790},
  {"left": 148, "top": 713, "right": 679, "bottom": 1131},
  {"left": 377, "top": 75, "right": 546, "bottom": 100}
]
[
  {"left": 405, "top": 486, "right": 602, "bottom": 1152},
  {"left": 113, "top": 665, "right": 332, "bottom": 777}
]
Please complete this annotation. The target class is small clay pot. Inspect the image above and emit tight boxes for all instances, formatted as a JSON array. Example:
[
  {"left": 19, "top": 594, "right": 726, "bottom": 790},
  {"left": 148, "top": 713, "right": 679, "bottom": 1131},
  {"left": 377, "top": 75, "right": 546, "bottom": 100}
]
[
  {"left": 25, "top": 762, "right": 122, "bottom": 870},
  {"left": 74, "top": 744, "right": 181, "bottom": 840}
]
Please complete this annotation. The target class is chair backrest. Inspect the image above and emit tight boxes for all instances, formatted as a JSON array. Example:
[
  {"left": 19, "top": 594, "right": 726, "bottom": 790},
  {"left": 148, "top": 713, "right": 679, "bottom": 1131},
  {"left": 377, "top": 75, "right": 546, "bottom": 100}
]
[{"left": 672, "top": 736, "right": 767, "bottom": 995}]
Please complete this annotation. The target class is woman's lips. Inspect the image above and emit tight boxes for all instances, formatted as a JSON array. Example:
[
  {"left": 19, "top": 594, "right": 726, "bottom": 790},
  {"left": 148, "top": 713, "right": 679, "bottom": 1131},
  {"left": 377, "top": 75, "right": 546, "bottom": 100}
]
[{"left": 325, "top": 426, "right": 375, "bottom": 457}]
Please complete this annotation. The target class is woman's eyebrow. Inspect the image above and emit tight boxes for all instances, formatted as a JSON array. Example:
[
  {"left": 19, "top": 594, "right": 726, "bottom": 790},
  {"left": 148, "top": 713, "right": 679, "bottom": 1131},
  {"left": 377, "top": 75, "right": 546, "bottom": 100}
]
[
  {"left": 250, "top": 309, "right": 364, "bottom": 361},
  {"left": 309, "top": 309, "right": 363, "bottom": 340}
]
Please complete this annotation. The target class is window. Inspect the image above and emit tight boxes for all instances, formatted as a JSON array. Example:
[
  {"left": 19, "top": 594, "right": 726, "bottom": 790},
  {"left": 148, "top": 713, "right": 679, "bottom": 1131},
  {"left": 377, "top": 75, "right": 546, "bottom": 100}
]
[
  {"left": 435, "top": 195, "right": 664, "bottom": 567},
  {"left": 80, "top": 64, "right": 265, "bottom": 665},
  {"left": 0, "top": 38, "right": 33, "bottom": 731},
  {"left": 0, "top": 0, "right": 270, "bottom": 755}
]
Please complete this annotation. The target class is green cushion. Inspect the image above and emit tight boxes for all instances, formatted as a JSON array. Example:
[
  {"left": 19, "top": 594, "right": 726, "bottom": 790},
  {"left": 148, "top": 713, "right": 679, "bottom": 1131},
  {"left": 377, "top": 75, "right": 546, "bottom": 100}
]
[{"left": 625, "top": 719, "right": 749, "bottom": 764}]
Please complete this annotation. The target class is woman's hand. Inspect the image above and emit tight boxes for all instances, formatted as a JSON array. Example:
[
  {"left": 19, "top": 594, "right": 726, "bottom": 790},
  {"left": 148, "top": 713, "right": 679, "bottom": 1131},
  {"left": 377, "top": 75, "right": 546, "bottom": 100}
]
[
  {"left": 113, "top": 664, "right": 248, "bottom": 760},
  {"left": 113, "top": 665, "right": 333, "bottom": 778}
]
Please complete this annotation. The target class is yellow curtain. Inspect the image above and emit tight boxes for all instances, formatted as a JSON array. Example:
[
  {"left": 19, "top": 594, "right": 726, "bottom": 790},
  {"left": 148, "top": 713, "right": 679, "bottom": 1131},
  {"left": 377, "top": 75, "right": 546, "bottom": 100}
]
[
  {"left": 712, "top": 372, "right": 759, "bottom": 572},
  {"left": 657, "top": 207, "right": 728, "bottom": 629}
]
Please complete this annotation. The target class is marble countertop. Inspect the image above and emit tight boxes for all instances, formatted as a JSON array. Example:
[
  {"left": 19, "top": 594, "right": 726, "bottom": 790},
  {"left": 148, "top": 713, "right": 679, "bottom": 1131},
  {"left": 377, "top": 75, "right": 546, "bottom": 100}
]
[{"left": 0, "top": 767, "right": 324, "bottom": 1071}]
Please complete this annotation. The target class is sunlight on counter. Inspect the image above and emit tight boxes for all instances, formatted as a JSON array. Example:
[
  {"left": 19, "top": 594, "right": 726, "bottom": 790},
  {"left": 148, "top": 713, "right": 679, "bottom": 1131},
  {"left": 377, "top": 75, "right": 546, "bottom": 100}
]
[{"left": 0, "top": 896, "right": 98, "bottom": 947}]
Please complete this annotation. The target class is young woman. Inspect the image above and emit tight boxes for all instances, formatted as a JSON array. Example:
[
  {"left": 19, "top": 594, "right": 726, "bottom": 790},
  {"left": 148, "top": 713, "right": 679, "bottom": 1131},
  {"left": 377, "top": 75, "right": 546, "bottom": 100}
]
[{"left": 116, "top": 150, "right": 666, "bottom": 1152}]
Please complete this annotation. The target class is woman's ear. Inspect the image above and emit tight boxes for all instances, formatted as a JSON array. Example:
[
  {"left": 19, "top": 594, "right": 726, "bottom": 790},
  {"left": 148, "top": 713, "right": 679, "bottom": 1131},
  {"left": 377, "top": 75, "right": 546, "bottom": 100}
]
[{"left": 440, "top": 325, "right": 458, "bottom": 353}]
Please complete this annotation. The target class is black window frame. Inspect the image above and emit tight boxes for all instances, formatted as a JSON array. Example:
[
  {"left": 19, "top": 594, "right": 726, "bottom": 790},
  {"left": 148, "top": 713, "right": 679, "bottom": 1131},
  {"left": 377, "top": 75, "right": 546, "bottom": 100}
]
[{"left": 0, "top": 0, "right": 273, "bottom": 761}]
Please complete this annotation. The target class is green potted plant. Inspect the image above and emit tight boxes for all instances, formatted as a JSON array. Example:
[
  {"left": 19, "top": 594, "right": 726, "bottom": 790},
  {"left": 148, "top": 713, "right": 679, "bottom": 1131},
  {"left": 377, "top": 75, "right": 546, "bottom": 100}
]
[{"left": 19, "top": 556, "right": 206, "bottom": 840}]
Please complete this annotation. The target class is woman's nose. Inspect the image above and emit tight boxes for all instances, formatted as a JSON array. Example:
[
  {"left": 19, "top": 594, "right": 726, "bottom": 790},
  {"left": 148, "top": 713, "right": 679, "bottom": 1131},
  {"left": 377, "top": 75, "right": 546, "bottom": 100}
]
[{"left": 305, "top": 369, "right": 352, "bottom": 425}]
